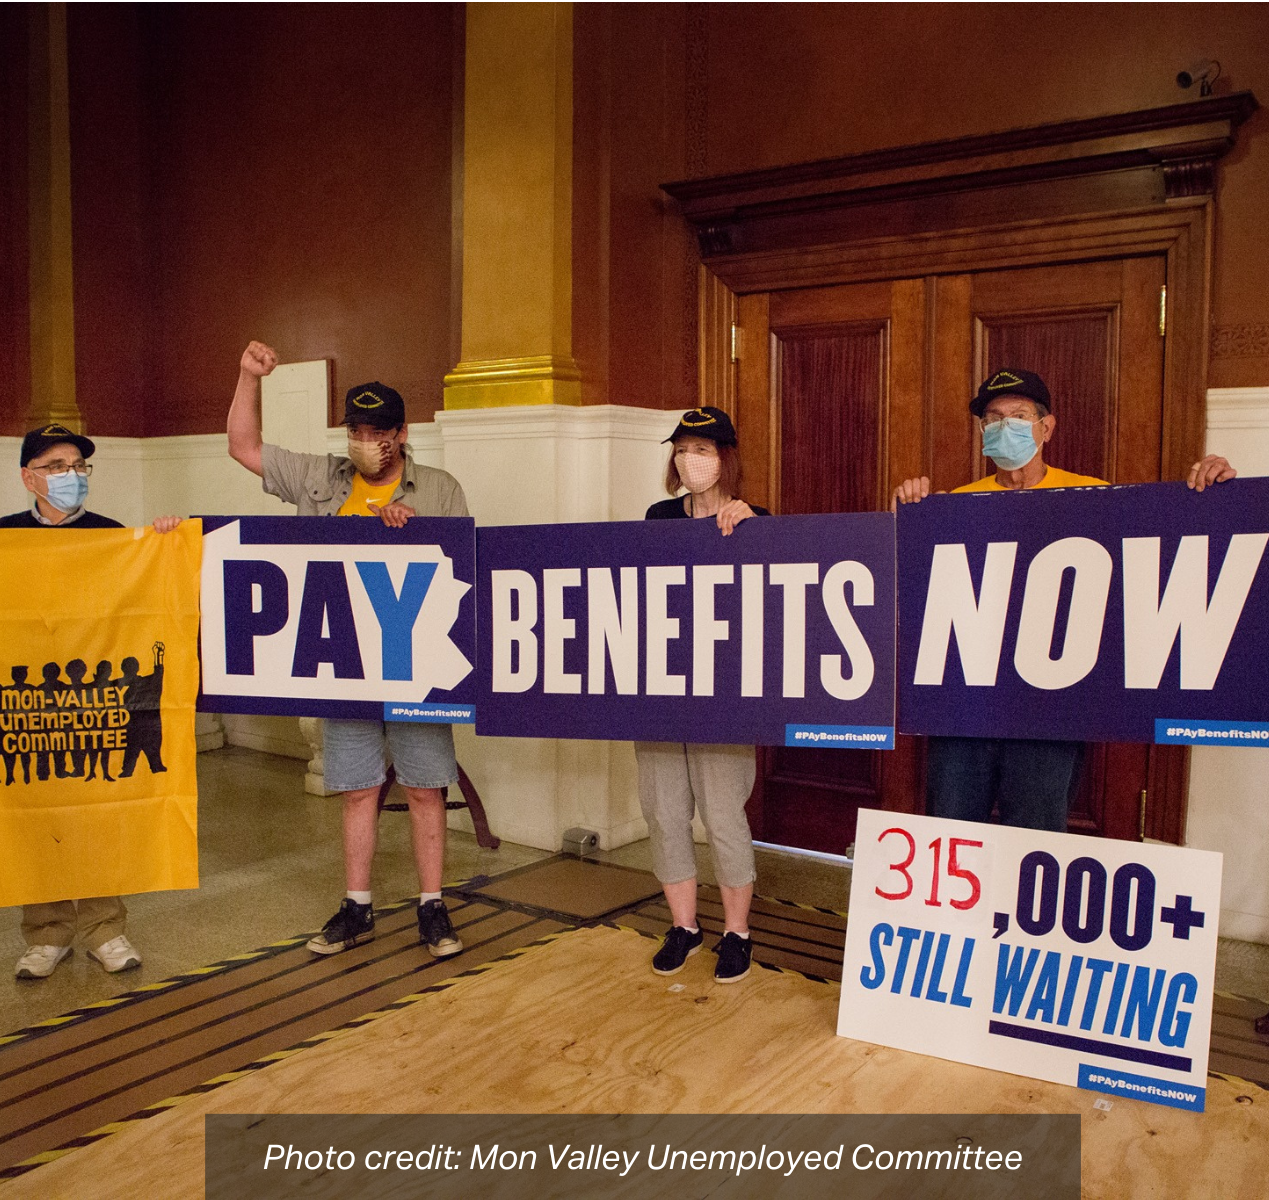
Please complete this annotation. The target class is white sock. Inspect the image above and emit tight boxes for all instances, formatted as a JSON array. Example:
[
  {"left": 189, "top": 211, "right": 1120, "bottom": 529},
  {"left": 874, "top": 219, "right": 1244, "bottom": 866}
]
[
  {"left": 346, "top": 890, "right": 372, "bottom": 906},
  {"left": 683, "top": 925, "right": 699, "bottom": 934},
  {"left": 420, "top": 891, "right": 442, "bottom": 904},
  {"left": 730, "top": 930, "right": 750, "bottom": 939}
]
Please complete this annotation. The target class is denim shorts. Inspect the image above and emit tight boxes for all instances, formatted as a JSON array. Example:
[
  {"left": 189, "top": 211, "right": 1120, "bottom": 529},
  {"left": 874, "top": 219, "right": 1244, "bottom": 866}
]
[{"left": 322, "top": 719, "right": 458, "bottom": 793}]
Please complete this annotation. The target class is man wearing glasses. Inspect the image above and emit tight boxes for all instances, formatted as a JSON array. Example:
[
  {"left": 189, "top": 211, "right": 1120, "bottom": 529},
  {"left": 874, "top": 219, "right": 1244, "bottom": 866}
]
[
  {"left": 891, "top": 368, "right": 1237, "bottom": 832},
  {"left": 2, "top": 424, "right": 180, "bottom": 979}
]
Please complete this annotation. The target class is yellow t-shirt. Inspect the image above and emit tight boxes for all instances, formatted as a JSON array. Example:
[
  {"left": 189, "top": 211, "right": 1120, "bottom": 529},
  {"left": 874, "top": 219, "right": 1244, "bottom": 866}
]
[
  {"left": 953, "top": 466, "right": 1108, "bottom": 493},
  {"left": 337, "top": 474, "right": 402, "bottom": 517}
]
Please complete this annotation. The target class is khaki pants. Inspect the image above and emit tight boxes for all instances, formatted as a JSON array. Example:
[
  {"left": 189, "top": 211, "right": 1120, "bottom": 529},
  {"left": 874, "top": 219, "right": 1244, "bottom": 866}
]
[
  {"left": 634, "top": 742, "right": 757, "bottom": 888},
  {"left": 21, "top": 897, "right": 127, "bottom": 949}
]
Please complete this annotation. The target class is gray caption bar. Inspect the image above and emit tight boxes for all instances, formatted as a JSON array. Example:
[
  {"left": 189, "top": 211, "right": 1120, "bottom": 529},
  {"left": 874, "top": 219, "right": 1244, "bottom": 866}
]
[{"left": 207, "top": 1113, "right": 1078, "bottom": 1199}]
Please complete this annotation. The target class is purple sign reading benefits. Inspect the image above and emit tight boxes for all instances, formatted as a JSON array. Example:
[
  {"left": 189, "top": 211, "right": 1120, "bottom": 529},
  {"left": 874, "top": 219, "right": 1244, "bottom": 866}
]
[{"left": 477, "top": 512, "right": 896, "bottom": 747}]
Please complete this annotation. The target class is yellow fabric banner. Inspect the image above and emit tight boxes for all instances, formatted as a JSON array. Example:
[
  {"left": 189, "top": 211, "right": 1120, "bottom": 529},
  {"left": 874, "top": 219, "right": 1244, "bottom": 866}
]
[{"left": 0, "top": 521, "right": 201, "bottom": 906}]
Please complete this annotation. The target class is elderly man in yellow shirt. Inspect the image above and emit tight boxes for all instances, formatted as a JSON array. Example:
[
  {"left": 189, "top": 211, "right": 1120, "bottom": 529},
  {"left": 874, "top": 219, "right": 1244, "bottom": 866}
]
[{"left": 892, "top": 367, "right": 1237, "bottom": 833}]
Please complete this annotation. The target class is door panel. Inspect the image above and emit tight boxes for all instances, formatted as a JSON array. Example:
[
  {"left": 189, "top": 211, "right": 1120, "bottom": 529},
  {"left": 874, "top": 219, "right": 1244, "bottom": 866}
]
[
  {"left": 971, "top": 257, "right": 1166, "bottom": 486},
  {"left": 778, "top": 321, "right": 885, "bottom": 517},
  {"left": 736, "top": 255, "right": 1180, "bottom": 852},
  {"left": 746, "top": 281, "right": 923, "bottom": 855},
  {"left": 968, "top": 258, "right": 1173, "bottom": 842}
]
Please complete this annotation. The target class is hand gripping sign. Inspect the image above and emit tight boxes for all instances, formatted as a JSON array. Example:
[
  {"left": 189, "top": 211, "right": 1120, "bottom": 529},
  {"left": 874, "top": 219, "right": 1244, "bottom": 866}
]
[
  {"left": 838, "top": 809, "right": 1221, "bottom": 1111},
  {"left": 199, "top": 516, "right": 477, "bottom": 721}
]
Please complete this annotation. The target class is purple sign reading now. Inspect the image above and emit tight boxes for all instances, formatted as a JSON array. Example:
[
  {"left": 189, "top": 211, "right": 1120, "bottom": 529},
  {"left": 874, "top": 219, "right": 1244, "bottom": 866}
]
[
  {"left": 476, "top": 513, "right": 896, "bottom": 747},
  {"left": 897, "top": 477, "right": 1269, "bottom": 744}
]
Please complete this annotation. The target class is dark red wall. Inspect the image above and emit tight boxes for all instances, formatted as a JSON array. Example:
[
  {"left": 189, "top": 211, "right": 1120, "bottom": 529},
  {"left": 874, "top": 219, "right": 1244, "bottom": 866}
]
[
  {"left": 68, "top": 4, "right": 153, "bottom": 438},
  {"left": 67, "top": 2, "right": 457, "bottom": 437},
  {"left": 0, "top": 5, "right": 30, "bottom": 437},
  {"left": 17, "top": 3, "right": 1269, "bottom": 441}
]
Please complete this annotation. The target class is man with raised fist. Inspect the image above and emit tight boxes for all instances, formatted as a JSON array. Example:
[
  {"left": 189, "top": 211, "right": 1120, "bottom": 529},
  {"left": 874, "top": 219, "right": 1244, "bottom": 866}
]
[{"left": 227, "top": 342, "right": 469, "bottom": 960}]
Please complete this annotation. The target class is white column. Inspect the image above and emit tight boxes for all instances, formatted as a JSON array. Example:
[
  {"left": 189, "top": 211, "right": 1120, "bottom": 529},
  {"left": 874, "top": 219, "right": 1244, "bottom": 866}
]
[
  {"left": 1186, "top": 387, "right": 1269, "bottom": 944},
  {"left": 436, "top": 404, "right": 672, "bottom": 851}
]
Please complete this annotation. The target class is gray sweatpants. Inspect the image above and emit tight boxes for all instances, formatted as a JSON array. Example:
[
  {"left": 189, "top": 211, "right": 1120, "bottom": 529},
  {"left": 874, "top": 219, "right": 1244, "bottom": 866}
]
[{"left": 634, "top": 742, "right": 757, "bottom": 888}]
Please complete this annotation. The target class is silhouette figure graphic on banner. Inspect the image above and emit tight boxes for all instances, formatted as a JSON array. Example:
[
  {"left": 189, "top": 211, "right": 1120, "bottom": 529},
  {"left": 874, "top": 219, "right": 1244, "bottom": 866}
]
[
  {"left": 64, "top": 659, "right": 89, "bottom": 778},
  {"left": 36, "top": 663, "right": 68, "bottom": 781},
  {"left": 0, "top": 645, "right": 166, "bottom": 786},
  {"left": 117, "top": 643, "right": 166, "bottom": 777},
  {"left": 1, "top": 666, "right": 34, "bottom": 785},
  {"left": 84, "top": 660, "right": 116, "bottom": 782}
]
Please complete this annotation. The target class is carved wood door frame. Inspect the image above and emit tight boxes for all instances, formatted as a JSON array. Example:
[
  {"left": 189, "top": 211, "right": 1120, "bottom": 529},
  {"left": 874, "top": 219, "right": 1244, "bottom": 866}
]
[{"left": 663, "top": 93, "right": 1257, "bottom": 846}]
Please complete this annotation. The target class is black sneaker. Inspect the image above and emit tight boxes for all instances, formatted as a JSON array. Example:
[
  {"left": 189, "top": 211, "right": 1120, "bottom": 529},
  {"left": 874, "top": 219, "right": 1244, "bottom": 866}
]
[
  {"left": 306, "top": 898, "right": 375, "bottom": 956},
  {"left": 418, "top": 899, "right": 463, "bottom": 958},
  {"left": 713, "top": 932, "right": 753, "bottom": 983},
  {"left": 652, "top": 925, "right": 703, "bottom": 975}
]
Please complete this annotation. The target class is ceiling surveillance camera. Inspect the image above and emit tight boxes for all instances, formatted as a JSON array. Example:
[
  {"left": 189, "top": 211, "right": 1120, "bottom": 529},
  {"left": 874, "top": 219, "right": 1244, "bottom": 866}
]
[{"left": 1177, "top": 59, "right": 1220, "bottom": 96}]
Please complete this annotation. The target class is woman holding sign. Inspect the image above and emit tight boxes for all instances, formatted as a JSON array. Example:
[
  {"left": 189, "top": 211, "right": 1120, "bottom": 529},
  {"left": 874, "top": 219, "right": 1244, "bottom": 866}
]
[{"left": 637, "top": 407, "right": 768, "bottom": 983}]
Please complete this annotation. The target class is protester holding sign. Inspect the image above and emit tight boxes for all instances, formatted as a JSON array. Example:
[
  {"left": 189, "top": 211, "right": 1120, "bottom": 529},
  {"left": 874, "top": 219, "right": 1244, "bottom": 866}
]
[
  {"left": 891, "top": 368, "right": 1237, "bottom": 832},
  {"left": 228, "top": 343, "right": 470, "bottom": 959},
  {"left": 637, "top": 407, "right": 769, "bottom": 983},
  {"left": 2, "top": 424, "right": 182, "bottom": 979}
]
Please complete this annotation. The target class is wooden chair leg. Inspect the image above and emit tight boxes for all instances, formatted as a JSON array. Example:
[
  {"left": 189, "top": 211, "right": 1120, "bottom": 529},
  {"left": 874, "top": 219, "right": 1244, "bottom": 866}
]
[
  {"left": 376, "top": 760, "right": 498, "bottom": 850},
  {"left": 455, "top": 763, "right": 500, "bottom": 849}
]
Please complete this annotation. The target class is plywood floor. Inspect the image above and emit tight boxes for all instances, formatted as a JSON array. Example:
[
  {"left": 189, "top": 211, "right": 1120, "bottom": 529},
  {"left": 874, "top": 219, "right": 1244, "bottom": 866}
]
[
  {"left": 0, "top": 896, "right": 571, "bottom": 1178},
  {"left": 3, "top": 857, "right": 1267, "bottom": 1198},
  {"left": 1, "top": 924, "right": 1265, "bottom": 1200}
]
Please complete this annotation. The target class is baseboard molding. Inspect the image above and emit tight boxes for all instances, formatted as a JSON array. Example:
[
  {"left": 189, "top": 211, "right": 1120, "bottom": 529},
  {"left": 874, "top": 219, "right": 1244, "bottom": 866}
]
[{"left": 1218, "top": 908, "right": 1269, "bottom": 947}]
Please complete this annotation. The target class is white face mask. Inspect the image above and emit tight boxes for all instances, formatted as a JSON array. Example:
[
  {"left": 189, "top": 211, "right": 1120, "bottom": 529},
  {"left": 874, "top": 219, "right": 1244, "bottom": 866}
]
[
  {"left": 347, "top": 434, "right": 395, "bottom": 477},
  {"left": 676, "top": 450, "right": 722, "bottom": 494}
]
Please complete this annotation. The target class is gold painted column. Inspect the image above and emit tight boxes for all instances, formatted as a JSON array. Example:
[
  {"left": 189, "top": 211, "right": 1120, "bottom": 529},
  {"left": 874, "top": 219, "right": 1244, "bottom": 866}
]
[
  {"left": 27, "top": 2, "right": 80, "bottom": 431},
  {"left": 444, "top": 3, "right": 580, "bottom": 409}
]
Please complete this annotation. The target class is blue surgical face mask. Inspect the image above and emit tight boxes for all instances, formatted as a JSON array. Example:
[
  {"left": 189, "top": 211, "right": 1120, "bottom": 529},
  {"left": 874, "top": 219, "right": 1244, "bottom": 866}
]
[
  {"left": 43, "top": 471, "right": 89, "bottom": 514},
  {"left": 981, "top": 417, "right": 1041, "bottom": 471}
]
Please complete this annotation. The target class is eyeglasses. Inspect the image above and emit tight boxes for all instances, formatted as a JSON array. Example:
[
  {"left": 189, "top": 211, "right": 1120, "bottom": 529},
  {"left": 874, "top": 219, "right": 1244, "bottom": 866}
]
[
  {"left": 28, "top": 462, "right": 92, "bottom": 477},
  {"left": 978, "top": 415, "right": 1042, "bottom": 434}
]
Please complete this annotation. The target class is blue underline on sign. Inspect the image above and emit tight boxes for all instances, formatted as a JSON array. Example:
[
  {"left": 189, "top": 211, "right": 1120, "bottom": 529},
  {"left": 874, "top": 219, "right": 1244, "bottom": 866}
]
[
  {"left": 383, "top": 703, "right": 475, "bottom": 724},
  {"left": 784, "top": 724, "right": 894, "bottom": 749},
  {"left": 987, "top": 1020, "right": 1192, "bottom": 1073},
  {"left": 1078, "top": 1064, "right": 1204, "bottom": 1112},
  {"left": 1155, "top": 719, "right": 1269, "bottom": 745}
]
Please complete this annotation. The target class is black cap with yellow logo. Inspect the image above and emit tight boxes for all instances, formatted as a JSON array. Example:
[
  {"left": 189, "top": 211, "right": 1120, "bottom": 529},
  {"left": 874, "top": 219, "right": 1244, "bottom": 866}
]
[
  {"left": 341, "top": 382, "right": 406, "bottom": 430},
  {"left": 20, "top": 423, "right": 96, "bottom": 466},
  {"left": 969, "top": 368, "right": 1052, "bottom": 417},
  {"left": 662, "top": 406, "right": 738, "bottom": 446}
]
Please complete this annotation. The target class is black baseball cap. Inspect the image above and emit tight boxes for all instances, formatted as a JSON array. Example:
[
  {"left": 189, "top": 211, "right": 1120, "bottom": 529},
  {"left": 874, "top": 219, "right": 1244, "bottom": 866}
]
[
  {"left": 341, "top": 382, "right": 406, "bottom": 430},
  {"left": 663, "top": 406, "right": 738, "bottom": 446},
  {"left": 20, "top": 423, "right": 96, "bottom": 467},
  {"left": 969, "top": 368, "right": 1052, "bottom": 417}
]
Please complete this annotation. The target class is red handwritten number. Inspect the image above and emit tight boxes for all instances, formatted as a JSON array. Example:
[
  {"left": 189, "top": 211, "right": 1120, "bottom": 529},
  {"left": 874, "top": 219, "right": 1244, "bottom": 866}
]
[
  {"left": 947, "top": 838, "right": 984, "bottom": 910},
  {"left": 875, "top": 827, "right": 916, "bottom": 900},
  {"left": 926, "top": 839, "right": 942, "bottom": 906}
]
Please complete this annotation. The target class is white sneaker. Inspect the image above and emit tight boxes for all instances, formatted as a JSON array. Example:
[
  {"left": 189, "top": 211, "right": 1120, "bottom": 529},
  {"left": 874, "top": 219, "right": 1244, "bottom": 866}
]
[
  {"left": 15, "top": 944, "right": 72, "bottom": 979},
  {"left": 88, "top": 935, "right": 142, "bottom": 973}
]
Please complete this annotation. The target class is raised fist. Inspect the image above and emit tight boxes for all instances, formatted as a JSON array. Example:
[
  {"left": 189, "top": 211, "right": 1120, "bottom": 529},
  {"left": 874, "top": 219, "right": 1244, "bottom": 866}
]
[{"left": 240, "top": 341, "right": 279, "bottom": 379}]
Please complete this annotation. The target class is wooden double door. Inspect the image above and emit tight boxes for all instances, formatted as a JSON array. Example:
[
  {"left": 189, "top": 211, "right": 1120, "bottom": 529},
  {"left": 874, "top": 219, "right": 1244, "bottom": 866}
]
[{"left": 734, "top": 256, "right": 1186, "bottom": 854}]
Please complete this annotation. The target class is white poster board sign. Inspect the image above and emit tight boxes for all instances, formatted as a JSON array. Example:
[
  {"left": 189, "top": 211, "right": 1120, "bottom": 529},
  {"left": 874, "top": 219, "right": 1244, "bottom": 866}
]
[{"left": 838, "top": 809, "right": 1221, "bottom": 1112}]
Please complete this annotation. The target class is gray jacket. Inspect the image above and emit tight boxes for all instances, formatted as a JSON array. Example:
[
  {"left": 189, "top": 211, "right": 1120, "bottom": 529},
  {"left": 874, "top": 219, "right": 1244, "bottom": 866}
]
[{"left": 260, "top": 443, "right": 469, "bottom": 519}]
